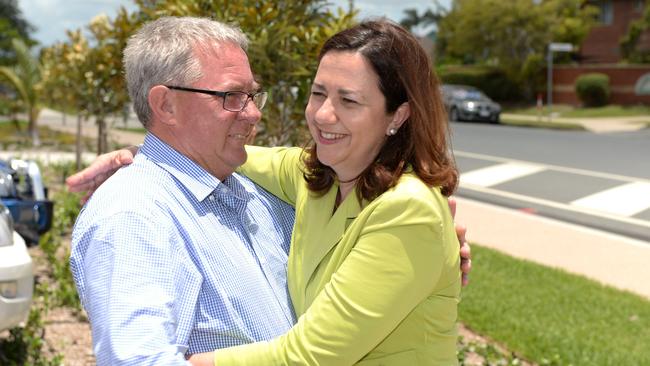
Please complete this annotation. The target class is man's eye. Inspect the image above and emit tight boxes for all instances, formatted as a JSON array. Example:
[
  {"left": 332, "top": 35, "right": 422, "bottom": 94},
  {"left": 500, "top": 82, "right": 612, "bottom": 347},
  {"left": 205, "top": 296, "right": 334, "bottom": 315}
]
[
  {"left": 311, "top": 91, "right": 326, "bottom": 98},
  {"left": 342, "top": 98, "right": 357, "bottom": 104}
]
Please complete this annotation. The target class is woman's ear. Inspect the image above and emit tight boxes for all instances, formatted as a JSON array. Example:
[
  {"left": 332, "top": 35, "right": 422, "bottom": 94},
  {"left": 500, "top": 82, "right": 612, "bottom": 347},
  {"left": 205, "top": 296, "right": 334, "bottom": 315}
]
[
  {"left": 387, "top": 102, "right": 410, "bottom": 135},
  {"left": 148, "top": 85, "right": 176, "bottom": 126}
]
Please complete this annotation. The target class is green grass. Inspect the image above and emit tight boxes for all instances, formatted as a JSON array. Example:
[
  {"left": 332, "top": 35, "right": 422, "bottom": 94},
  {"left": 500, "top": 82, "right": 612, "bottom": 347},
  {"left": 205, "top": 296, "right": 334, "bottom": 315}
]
[
  {"left": 505, "top": 104, "right": 650, "bottom": 118},
  {"left": 506, "top": 104, "right": 574, "bottom": 116},
  {"left": 115, "top": 126, "right": 146, "bottom": 134},
  {"left": 0, "top": 120, "right": 95, "bottom": 151},
  {"left": 460, "top": 245, "right": 650, "bottom": 366},
  {"left": 500, "top": 117, "right": 585, "bottom": 130}
]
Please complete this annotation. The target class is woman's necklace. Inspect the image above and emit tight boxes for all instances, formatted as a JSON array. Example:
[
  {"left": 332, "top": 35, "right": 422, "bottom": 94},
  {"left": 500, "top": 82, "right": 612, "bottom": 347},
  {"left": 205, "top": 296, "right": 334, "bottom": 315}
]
[{"left": 338, "top": 174, "right": 360, "bottom": 184}]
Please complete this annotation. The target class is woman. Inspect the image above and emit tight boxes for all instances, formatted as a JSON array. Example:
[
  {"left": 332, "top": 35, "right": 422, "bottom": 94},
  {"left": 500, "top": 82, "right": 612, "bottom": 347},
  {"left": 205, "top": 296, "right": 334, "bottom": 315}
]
[
  {"left": 70, "top": 19, "right": 463, "bottom": 365},
  {"left": 190, "top": 19, "right": 461, "bottom": 365}
]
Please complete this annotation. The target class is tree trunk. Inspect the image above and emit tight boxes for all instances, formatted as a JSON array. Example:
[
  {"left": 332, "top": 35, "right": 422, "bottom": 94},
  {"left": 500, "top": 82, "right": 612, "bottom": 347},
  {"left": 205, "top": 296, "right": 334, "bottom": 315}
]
[
  {"left": 10, "top": 111, "right": 21, "bottom": 132},
  {"left": 76, "top": 114, "right": 83, "bottom": 171},
  {"left": 28, "top": 107, "right": 40, "bottom": 147},
  {"left": 97, "top": 117, "right": 108, "bottom": 155}
]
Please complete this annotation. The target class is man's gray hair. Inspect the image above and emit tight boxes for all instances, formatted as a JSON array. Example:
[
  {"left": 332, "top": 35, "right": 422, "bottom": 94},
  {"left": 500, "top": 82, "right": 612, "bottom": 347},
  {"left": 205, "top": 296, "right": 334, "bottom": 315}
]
[{"left": 123, "top": 16, "right": 249, "bottom": 127}]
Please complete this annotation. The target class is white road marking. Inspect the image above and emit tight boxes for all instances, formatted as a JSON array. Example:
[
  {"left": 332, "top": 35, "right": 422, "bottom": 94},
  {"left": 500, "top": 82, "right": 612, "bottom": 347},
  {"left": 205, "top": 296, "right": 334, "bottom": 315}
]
[
  {"left": 460, "top": 183, "right": 650, "bottom": 229},
  {"left": 454, "top": 150, "right": 650, "bottom": 228},
  {"left": 570, "top": 182, "right": 650, "bottom": 217},
  {"left": 460, "top": 162, "right": 545, "bottom": 187},
  {"left": 455, "top": 150, "right": 650, "bottom": 184}
]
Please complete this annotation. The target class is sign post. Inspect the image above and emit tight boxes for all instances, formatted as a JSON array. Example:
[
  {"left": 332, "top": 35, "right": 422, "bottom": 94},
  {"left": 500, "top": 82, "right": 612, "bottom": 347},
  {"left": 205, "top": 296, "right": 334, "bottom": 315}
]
[{"left": 547, "top": 42, "right": 574, "bottom": 123}]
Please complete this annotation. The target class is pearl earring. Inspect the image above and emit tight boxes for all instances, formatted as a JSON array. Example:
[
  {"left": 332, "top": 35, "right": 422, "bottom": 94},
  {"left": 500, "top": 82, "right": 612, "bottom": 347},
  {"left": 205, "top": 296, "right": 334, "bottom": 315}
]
[{"left": 388, "top": 128, "right": 397, "bottom": 136}]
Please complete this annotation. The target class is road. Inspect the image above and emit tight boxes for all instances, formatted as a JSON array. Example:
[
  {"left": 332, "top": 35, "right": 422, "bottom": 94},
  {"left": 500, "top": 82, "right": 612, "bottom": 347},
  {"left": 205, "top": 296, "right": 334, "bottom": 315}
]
[{"left": 451, "top": 122, "right": 650, "bottom": 242}]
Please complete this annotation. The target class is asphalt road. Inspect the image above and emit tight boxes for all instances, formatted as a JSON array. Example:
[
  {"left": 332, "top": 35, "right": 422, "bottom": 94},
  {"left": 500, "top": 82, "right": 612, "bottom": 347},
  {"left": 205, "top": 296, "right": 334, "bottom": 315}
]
[{"left": 451, "top": 121, "right": 650, "bottom": 241}]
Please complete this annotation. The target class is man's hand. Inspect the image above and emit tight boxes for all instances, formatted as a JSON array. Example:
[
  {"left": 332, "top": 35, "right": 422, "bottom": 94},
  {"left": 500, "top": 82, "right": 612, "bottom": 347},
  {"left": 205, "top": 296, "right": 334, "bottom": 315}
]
[
  {"left": 449, "top": 197, "right": 471, "bottom": 286},
  {"left": 66, "top": 146, "right": 138, "bottom": 203}
]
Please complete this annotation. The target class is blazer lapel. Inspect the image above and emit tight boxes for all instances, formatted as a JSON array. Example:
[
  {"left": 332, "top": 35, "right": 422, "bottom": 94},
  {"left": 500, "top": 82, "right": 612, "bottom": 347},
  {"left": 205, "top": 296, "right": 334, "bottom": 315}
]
[{"left": 300, "top": 190, "right": 361, "bottom": 291}]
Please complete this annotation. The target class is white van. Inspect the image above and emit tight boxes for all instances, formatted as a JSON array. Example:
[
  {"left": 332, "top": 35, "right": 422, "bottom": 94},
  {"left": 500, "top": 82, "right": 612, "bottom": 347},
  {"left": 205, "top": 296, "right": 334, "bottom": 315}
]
[{"left": 0, "top": 203, "right": 33, "bottom": 331}]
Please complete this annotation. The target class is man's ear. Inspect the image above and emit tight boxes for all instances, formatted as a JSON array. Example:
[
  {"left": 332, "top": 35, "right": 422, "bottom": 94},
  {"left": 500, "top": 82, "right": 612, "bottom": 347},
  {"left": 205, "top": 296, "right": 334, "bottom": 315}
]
[
  {"left": 148, "top": 85, "right": 176, "bottom": 126},
  {"left": 388, "top": 102, "right": 410, "bottom": 133}
]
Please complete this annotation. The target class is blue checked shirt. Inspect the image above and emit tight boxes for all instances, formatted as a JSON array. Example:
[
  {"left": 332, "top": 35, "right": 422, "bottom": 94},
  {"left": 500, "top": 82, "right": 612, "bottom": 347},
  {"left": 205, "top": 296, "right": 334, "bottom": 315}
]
[{"left": 70, "top": 133, "right": 297, "bottom": 365}]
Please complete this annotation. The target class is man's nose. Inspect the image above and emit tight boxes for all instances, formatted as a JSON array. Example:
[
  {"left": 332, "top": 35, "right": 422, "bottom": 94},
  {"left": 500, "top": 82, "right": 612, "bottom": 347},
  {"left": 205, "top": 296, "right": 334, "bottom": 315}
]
[{"left": 240, "top": 101, "right": 262, "bottom": 124}]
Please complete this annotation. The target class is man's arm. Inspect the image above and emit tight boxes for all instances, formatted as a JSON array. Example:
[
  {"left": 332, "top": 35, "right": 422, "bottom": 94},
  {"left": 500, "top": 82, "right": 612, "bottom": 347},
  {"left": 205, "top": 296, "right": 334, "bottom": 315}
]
[
  {"left": 449, "top": 197, "right": 471, "bottom": 286},
  {"left": 71, "top": 211, "right": 193, "bottom": 365}
]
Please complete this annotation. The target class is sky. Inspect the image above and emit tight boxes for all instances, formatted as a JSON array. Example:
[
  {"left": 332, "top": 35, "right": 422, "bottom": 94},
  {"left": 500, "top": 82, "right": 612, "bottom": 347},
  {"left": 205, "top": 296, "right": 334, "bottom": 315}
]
[{"left": 18, "top": 0, "right": 451, "bottom": 47}]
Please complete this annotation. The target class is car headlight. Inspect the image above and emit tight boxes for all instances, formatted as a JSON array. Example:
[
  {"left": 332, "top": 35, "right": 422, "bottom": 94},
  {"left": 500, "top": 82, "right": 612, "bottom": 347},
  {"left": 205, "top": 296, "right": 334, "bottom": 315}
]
[
  {"left": 0, "top": 281, "right": 18, "bottom": 298},
  {"left": 0, "top": 205, "right": 14, "bottom": 247},
  {"left": 463, "top": 101, "right": 476, "bottom": 110}
]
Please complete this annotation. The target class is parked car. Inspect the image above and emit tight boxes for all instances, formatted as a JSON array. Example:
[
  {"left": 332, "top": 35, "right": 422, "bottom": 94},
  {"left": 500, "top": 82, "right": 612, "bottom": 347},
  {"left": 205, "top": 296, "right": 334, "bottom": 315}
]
[
  {"left": 0, "top": 159, "right": 53, "bottom": 245},
  {"left": 441, "top": 84, "right": 501, "bottom": 123},
  {"left": 0, "top": 202, "right": 33, "bottom": 332}
]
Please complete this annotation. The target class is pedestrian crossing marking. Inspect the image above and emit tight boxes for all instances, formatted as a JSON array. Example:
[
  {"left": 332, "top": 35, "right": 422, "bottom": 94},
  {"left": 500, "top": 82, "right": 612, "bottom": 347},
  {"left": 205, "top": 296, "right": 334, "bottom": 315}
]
[
  {"left": 460, "top": 162, "right": 545, "bottom": 187},
  {"left": 570, "top": 182, "right": 650, "bottom": 217}
]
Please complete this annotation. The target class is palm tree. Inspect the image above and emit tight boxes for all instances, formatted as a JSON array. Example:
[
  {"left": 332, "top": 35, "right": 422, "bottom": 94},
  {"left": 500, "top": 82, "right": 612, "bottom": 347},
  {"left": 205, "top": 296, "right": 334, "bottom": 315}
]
[
  {"left": 0, "top": 38, "right": 41, "bottom": 146},
  {"left": 400, "top": 8, "right": 442, "bottom": 34}
]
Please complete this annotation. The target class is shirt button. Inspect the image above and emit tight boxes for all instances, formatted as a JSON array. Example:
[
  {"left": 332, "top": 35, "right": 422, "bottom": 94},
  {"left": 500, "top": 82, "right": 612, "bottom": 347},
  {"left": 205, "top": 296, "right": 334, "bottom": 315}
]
[{"left": 209, "top": 195, "right": 215, "bottom": 201}]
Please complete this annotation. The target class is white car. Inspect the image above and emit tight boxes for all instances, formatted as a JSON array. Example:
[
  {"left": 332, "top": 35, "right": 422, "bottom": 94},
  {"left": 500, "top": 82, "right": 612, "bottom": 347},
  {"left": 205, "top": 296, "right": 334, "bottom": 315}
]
[{"left": 0, "top": 203, "right": 33, "bottom": 331}]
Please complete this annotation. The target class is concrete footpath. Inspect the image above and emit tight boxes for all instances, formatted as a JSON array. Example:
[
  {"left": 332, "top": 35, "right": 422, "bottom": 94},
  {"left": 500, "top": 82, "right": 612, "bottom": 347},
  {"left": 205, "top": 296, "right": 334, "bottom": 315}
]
[{"left": 456, "top": 197, "right": 650, "bottom": 300}]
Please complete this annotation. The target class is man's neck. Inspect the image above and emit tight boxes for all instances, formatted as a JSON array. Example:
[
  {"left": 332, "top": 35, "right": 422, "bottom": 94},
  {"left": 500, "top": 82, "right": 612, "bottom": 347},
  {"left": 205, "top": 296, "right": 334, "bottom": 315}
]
[{"left": 147, "top": 127, "right": 234, "bottom": 181}]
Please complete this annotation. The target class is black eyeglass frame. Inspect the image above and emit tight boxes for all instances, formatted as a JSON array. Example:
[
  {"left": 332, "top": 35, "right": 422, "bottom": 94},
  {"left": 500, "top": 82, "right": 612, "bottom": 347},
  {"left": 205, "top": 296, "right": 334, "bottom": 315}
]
[{"left": 165, "top": 85, "right": 268, "bottom": 112}]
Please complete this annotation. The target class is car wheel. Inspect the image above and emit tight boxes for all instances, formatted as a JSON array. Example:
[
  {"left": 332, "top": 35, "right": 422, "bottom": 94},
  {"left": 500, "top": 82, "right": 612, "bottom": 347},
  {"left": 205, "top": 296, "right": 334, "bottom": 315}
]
[
  {"left": 450, "top": 108, "right": 459, "bottom": 122},
  {"left": 490, "top": 113, "right": 500, "bottom": 124}
]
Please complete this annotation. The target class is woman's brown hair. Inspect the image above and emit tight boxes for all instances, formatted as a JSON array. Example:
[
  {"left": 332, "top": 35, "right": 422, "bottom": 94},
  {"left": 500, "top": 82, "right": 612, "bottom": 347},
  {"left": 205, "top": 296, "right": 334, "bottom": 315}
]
[{"left": 303, "top": 19, "right": 458, "bottom": 201}]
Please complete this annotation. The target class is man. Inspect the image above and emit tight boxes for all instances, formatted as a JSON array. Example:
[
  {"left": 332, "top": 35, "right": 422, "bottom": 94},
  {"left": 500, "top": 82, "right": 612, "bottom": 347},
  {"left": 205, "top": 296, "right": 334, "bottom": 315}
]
[{"left": 69, "top": 16, "right": 470, "bottom": 365}]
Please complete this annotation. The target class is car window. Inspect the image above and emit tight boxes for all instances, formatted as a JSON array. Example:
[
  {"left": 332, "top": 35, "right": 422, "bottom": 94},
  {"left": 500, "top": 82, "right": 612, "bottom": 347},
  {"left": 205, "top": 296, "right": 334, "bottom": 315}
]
[
  {"left": 0, "top": 173, "right": 15, "bottom": 198},
  {"left": 452, "top": 89, "right": 488, "bottom": 101}
]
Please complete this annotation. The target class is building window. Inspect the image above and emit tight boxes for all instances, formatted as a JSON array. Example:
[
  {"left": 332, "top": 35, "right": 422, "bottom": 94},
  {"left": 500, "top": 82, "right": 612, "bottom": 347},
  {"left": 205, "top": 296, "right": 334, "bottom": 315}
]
[
  {"left": 635, "top": 0, "right": 644, "bottom": 12},
  {"left": 594, "top": 0, "right": 613, "bottom": 25}
]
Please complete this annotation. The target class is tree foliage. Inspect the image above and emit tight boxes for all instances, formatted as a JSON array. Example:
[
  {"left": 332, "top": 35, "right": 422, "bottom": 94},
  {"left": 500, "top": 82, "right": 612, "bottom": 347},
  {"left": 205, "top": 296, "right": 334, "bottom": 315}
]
[
  {"left": 436, "top": 0, "right": 597, "bottom": 96},
  {"left": 400, "top": 7, "right": 440, "bottom": 35},
  {"left": 0, "top": 38, "right": 42, "bottom": 145},
  {"left": 41, "top": 9, "right": 139, "bottom": 154},
  {"left": 39, "top": 0, "right": 357, "bottom": 149},
  {"left": 133, "top": 0, "right": 357, "bottom": 146},
  {"left": 0, "top": 0, "right": 37, "bottom": 66},
  {"left": 620, "top": 0, "right": 650, "bottom": 63}
]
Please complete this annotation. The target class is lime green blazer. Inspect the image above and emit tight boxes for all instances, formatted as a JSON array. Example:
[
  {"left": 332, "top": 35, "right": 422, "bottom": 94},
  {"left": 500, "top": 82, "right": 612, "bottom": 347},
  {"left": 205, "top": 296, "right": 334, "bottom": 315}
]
[{"left": 214, "top": 146, "right": 460, "bottom": 365}]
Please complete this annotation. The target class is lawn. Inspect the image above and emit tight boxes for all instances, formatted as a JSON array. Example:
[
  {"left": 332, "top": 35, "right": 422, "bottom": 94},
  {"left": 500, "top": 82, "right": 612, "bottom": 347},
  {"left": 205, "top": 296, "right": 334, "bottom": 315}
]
[
  {"left": 461, "top": 245, "right": 650, "bottom": 365},
  {"left": 499, "top": 117, "right": 585, "bottom": 130},
  {"left": 0, "top": 120, "right": 95, "bottom": 152},
  {"left": 506, "top": 104, "right": 650, "bottom": 118}
]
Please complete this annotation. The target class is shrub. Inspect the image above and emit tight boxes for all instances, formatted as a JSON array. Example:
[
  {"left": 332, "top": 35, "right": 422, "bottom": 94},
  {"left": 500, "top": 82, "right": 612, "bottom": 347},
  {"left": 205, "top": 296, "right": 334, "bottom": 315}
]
[
  {"left": 437, "top": 65, "right": 523, "bottom": 102},
  {"left": 575, "top": 73, "right": 610, "bottom": 107}
]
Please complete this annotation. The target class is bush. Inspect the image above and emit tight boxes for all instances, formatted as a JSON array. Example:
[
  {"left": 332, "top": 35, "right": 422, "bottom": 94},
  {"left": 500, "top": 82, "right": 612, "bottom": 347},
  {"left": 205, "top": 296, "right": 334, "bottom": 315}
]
[
  {"left": 437, "top": 65, "right": 523, "bottom": 102},
  {"left": 575, "top": 73, "right": 610, "bottom": 107}
]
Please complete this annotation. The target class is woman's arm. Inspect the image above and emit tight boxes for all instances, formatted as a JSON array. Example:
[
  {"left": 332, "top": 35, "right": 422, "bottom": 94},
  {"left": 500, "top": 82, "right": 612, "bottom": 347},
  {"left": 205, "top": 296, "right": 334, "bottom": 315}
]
[
  {"left": 238, "top": 146, "right": 304, "bottom": 206},
  {"left": 193, "top": 192, "right": 457, "bottom": 365},
  {"left": 66, "top": 146, "right": 138, "bottom": 203}
]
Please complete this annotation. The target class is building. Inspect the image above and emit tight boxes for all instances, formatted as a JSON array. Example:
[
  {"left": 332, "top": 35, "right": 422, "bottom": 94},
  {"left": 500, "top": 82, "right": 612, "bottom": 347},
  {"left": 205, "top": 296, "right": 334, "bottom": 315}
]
[{"left": 553, "top": 0, "right": 650, "bottom": 105}]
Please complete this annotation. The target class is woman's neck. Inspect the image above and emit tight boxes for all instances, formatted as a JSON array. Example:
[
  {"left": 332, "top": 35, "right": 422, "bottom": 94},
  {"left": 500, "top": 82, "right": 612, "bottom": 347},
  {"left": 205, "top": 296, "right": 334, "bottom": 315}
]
[{"left": 338, "top": 180, "right": 356, "bottom": 202}]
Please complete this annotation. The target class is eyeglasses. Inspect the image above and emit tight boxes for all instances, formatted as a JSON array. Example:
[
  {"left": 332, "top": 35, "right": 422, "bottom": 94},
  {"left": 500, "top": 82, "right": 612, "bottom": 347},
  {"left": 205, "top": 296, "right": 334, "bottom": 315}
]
[{"left": 165, "top": 85, "right": 268, "bottom": 112}]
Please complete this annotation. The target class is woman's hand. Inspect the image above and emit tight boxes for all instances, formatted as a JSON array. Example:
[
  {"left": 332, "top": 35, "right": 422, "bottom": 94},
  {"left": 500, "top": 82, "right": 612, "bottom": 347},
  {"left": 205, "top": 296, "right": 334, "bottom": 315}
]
[
  {"left": 66, "top": 146, "right": 139, "bottom": 203},
  {"left": 187, "top": 351, "right": 215, "bottom": 366}
]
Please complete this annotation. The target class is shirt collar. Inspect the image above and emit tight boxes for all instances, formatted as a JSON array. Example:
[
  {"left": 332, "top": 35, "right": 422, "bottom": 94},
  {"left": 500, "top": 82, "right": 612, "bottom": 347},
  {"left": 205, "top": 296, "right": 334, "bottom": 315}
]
[{"left": 139, "top": 133, "right": 224, "bottom": 202}]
